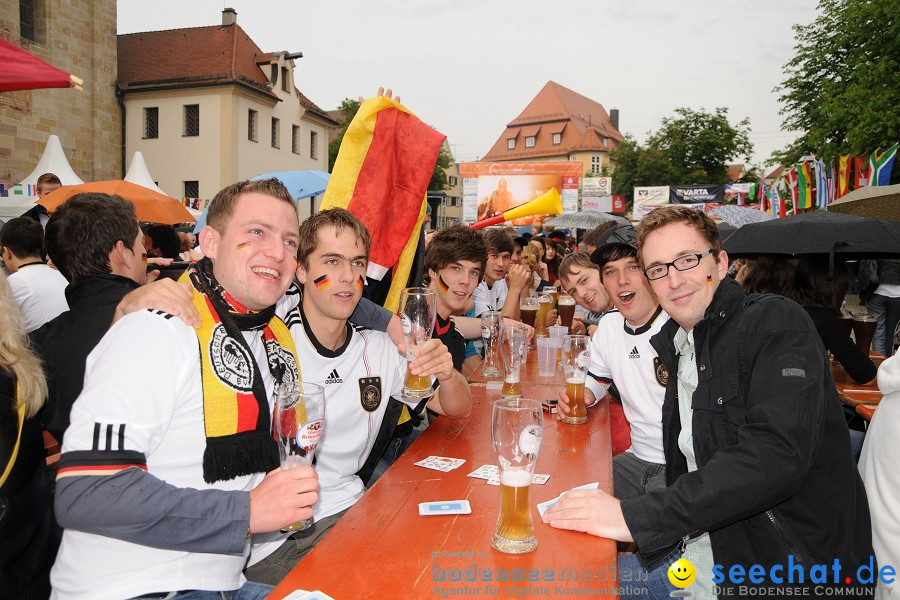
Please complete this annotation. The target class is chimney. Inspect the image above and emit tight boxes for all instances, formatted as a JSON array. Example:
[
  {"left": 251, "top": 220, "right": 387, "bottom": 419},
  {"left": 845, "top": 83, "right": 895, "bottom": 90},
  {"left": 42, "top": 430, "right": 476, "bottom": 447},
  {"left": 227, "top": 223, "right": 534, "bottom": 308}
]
[
  {"left": 222, "top": 8, "right": 237, "bottom": 27},
  {"left": 609, "top": 109, "right": 619, "bottom": 132}
]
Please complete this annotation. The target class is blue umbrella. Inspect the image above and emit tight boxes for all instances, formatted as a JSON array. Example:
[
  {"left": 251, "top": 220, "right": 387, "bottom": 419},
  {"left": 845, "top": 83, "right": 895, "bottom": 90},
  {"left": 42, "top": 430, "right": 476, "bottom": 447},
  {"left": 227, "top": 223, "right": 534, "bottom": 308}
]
[{"left": 193, "top": 170, "right": 331, "bottom": 232}]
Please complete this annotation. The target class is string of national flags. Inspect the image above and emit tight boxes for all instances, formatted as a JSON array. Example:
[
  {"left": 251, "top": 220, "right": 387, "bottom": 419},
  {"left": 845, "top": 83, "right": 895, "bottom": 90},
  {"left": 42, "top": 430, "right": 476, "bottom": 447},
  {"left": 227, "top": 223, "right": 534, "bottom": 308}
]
[{"left": 748, "top": 143, "right": 898, "bottom": 218}]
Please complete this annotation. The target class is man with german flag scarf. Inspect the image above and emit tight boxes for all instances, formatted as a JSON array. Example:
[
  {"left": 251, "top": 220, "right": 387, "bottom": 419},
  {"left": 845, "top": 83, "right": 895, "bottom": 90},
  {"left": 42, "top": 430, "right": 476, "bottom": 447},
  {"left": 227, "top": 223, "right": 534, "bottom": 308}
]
[{"left": 51, "top": 179, "right": 317, "bottom": 600}]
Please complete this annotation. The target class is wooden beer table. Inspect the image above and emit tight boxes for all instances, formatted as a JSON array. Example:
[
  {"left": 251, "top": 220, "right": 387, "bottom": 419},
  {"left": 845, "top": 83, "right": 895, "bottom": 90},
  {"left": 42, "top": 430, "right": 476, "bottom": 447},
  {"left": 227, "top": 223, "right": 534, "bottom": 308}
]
[
  {"left": 271, "top": 382, "right": 618, "bottom": 599},
  {"left": 832, "top": 354, "right": 885, "bottom": 408},
  {"left": 468, "top": 348, "right": 566, "bottom": 386}
]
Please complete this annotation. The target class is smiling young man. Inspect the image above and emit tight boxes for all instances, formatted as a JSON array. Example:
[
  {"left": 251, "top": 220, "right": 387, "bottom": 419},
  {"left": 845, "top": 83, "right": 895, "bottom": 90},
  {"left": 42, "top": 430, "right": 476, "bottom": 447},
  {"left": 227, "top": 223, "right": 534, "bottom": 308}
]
[
  {"left": 51, "top": 179, "right": 318, "bottom": 599},
  {"left": 473, "top": 229, "right": 530, "bottom": 320},
  {"left": 545, "top": 206, "right": 873, "bottom": 598},
  {"left": 245, "top": 209, "right": 472, "bottom": 584}
]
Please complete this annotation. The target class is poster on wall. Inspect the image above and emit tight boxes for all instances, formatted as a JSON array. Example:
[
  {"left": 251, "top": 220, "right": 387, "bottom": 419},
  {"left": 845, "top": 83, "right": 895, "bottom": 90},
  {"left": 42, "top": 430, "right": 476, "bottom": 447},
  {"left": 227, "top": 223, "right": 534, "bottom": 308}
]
[
  {"left": 582, "top": 177, "right": 612, "bottom": 197},
  {"left": 633, "top": 186, "right": 670, "bottom": 220},
  {"left": 460, "top": 162, "right": 582, "bottom": 225},
  {"left": 582, "top": 195, "right": 626, "bottom": 213}
]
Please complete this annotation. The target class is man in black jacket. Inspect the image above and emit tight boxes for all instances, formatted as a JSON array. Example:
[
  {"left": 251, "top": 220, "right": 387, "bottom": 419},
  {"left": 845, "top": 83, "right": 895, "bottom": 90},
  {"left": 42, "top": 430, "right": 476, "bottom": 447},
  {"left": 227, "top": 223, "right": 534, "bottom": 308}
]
[
  {"left": 31, "top": 193, "right": 151, "bottom": 441},
  {"left": 545, "top": 206, "right": 873, "bottom": 598}
]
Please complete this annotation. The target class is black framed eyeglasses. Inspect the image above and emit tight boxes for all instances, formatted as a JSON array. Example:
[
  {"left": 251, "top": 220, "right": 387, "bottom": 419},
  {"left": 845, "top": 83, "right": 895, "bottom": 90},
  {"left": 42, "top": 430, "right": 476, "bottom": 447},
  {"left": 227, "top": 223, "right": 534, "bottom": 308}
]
[{"left": 643, "top": 249, "right": 714, "bottom": 280}]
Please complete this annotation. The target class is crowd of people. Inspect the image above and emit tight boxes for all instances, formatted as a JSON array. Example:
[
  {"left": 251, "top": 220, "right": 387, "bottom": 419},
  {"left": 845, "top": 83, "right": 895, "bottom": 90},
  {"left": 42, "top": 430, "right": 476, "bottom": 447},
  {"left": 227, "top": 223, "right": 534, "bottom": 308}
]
[{"left": 0, "top": 171, "right": 897, "bottom": 599}]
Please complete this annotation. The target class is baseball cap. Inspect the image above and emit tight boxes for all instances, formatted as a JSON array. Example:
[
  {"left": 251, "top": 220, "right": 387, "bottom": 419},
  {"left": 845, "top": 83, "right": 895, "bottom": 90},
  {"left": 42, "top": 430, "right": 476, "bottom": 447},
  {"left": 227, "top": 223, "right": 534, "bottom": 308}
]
[{"left": 590, "top": 223, "right": 637, "bottom": 266}]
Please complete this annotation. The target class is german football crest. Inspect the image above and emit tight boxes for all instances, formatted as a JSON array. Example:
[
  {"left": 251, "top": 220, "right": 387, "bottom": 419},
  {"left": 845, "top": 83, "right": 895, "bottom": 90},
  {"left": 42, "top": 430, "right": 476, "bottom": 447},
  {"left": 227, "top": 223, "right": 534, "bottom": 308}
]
[
  {"left": 265, "top": 339, "right": 298, "bottom": 384},
  {"left": 210, "top": 324, "right": 254, "bottom": 391},
  {"left": 654, "top": 356, "right": 669, "bottom": 387},
  {"left": 358, "top": 376, "right": 382, "bottom": 412}
]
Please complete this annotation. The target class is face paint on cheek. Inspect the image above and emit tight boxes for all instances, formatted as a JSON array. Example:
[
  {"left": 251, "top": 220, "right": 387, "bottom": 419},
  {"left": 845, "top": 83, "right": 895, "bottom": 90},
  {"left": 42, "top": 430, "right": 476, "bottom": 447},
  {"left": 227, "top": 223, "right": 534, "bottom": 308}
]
[
  {"left": 355, "top": 275, "right": 365, "bottom": 294},
  {"left": 707, "top": 274, "right": 713, "bottom": 286},
  {"left": 437, "top": 275, "right": 450, "bottom": 294},
  {"left": 314, "top": 274, "right": 330, "bottom": 290},
  {"left": 141, "top": 253, "right": 147, "bottom": 265},
  {"left": 236, "top": 241, "right": 252, "bottom": 252}
]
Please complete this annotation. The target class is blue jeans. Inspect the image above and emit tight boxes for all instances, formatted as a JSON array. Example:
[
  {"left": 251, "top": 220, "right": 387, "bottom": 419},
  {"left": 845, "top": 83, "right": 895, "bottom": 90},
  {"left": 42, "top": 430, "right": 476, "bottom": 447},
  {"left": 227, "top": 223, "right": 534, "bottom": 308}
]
[
  {"left": 618, "top": 550, "right": 679, "bottom": 600},
  {"left": 865, "top": 293, "right": 900, "bottom": 356},
  {"left": 134, "top": 582, "right": 273, "bottom": 600}
]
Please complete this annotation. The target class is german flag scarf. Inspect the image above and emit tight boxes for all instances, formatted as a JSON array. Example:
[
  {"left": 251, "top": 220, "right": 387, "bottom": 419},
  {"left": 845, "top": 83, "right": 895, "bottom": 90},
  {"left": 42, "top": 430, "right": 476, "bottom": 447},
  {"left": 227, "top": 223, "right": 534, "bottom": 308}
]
[{"left": 183, "top": 259, "right": 301, "bottom": 483}]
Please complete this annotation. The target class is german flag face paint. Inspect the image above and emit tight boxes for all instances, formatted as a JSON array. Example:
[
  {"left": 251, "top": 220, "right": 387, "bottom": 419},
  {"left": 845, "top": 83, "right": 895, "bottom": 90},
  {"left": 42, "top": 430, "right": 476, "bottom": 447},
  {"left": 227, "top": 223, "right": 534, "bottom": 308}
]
[
  {"left": 314, "top": 274, "right": 331, "bottom": 290},
  {"left": 141, "top": 253, "right": 148, "bottom": 265},
  {"left": 355, "top": 275, "right": 365, "bottom": 294},
  {"left": 437, "top": 275, "right": 450, "bottom": 294},
  {"left": 236, "top": 241, "right": 252, "bottom": 252}
]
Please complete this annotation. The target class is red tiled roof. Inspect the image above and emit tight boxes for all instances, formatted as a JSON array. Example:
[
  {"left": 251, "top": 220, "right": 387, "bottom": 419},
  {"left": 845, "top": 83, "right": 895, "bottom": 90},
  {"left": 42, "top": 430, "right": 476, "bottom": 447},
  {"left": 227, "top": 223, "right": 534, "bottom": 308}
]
[
  {"left": 726, "top": 164, "right": 745, "bottom": 183},
  {"left": 117, "top": 24, "right": 277, "bottom": 98},
  {"left": 766, "top": 165, "right": 785, "bottom": 180},
  {"left": 297, "top": 91, "right": 339, "bottom": 126},
  {"left": 483, "top": 81, "right": 622, "bottom": 161}
]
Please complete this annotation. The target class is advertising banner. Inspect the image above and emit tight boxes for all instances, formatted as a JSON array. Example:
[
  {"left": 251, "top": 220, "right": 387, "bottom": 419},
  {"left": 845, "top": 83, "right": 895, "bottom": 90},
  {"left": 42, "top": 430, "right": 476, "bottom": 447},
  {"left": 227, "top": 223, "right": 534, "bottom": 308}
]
[
  {"left": 633, "top": 186, "right": 669, "bottom": 220},
  {"left": 582, "top": 177, "right": 612, "bottom": 196},
  {"left": 669, "top": 184, "right": 724, "bottom": 204},
  {"left": 460, "top": 162, "right": 582, "bottom": 225},
  {"left": 582, "top": 195, "right": 626, "bottom": 213}
]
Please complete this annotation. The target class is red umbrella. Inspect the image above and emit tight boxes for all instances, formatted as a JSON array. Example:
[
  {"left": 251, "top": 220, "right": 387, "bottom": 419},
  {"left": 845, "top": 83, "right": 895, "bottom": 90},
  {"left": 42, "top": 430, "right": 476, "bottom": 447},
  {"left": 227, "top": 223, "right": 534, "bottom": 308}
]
[{"left": 0, "top": 38, "right": 82, "bottom": 92}]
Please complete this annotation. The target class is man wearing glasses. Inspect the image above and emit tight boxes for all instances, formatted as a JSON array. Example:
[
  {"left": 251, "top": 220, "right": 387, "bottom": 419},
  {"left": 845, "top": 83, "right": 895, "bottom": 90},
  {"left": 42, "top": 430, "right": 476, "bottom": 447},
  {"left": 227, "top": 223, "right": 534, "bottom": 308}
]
[{"left": 545, "top": 206, "right": 872, "bottom": 598}]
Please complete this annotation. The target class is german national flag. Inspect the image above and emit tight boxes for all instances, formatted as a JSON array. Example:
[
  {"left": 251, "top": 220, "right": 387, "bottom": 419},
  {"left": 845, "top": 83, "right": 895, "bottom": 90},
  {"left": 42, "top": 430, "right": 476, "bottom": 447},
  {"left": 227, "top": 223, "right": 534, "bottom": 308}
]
[{"left": 322, "top": 96, "right": 446, "bottom": 312}]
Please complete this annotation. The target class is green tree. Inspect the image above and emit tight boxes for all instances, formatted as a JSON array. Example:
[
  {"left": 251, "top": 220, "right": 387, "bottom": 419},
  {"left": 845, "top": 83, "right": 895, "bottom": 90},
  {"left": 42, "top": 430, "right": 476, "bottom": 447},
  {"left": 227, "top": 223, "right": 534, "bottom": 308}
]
[
  {"left": 428, "top": 148, "right": 453, "bottom": 191},
  {"left": 775, "top": 0, "right": 900, "bottom": 164},
  {"left": 327, "top": 98, "right": 360, "bottom": 172}
]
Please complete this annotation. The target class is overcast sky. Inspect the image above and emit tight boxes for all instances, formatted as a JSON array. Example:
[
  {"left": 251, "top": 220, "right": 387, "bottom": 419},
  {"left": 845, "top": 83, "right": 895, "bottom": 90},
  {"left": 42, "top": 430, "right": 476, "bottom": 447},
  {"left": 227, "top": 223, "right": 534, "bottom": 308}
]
[{"left": 118, "top": 0, "right": 819, "bottom": 169}]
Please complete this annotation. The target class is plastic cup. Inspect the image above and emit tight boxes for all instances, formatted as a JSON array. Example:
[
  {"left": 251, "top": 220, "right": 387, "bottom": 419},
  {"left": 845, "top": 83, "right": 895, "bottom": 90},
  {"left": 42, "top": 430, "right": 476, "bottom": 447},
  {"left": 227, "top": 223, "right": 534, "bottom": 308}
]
[{"left": 537, "top": 337, "right": 557, "bottom": 377}]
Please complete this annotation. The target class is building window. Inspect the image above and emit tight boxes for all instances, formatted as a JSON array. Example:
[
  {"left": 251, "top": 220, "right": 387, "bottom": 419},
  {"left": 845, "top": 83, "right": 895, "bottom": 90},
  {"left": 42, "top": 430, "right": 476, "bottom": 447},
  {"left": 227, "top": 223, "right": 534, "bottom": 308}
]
[
  {"left": 310, "top": 130, "right": 318, "bottom": 159},
  {"left": 448, "top": 176, "right": 458, "bottom": 186},
  {"left": 248, "top": 109, "right": 258, "bottom": 141},
  {"left": 184, "top": 181, "right": 199, "bottom": 198},
  {"left": 507, "top": 138, "right": 515, "bottom": 150},
  {"left": 292, "top": 125, "right": 300, "bottom": 154},
  {"left": 271, "top": 117, "right": 280, "bottom": 148},
  {"left": 552, "top": 133, "right": 561, "bottom": 145},
  {"left": 591, "top": 156, "right": 602, "bottom": 175},
  {"left": 183, "top": 104, "right": 199, "bottom": 137},
  {"left": 281, "top": 66, "right": 289, "bottom": 92},
  {"left": 20, "top": 0, "right": 35, "bottom": 41},
  {"left": 525, "top": 136, "right": 535, "bottom": 148},
  {"left": 144, "top": 107, "right": 159, "bottom": 139}
]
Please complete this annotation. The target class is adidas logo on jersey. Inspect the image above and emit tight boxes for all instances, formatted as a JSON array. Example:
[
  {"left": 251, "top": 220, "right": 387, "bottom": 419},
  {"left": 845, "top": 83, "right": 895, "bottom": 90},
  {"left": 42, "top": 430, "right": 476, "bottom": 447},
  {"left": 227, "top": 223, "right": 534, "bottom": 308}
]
[
  {"left": 629, "top": 346, "right": 640, "bottom": 359},
  {"left": 324, "top": 369, "right": 343, "bottom": 384}
]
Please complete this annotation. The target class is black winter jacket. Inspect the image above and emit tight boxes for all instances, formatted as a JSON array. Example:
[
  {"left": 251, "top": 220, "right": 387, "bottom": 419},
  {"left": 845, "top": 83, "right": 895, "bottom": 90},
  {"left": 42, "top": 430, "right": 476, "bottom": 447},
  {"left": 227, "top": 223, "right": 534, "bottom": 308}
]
[{"left": 621, "top": 278, "right": 873, "bottom": 595}]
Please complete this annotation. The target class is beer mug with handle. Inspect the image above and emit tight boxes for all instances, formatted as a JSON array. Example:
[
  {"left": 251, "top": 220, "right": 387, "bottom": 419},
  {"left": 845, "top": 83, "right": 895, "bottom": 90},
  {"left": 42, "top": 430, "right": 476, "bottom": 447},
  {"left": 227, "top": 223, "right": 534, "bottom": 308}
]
[
  {"left": 560, "top": 335, "right": 591, "bottom": 425},
  {"left": 275, "top": 381, "right": 325, "bottom": 532},
  {"left": 399, "top": 287, "right": 437, "bottom": 398},
  {"left": 491, "top": 398, "right": 543, "bottom": 554}
]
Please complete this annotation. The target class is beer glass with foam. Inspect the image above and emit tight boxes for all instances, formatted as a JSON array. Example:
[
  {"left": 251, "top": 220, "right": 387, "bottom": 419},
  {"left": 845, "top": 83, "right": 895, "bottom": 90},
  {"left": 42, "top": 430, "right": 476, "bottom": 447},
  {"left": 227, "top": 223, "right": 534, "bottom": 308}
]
[
  {"left": 491, "top": 398, "right": 543, "bottom": 554},
  {"left": 557, "top": 294, "right": 576, "bottom": 331},
  {"left": 275, "top": 381, "right": 325, "bottom": 531},
  {"left": 500, "top": 324, "right": 525, "bottom": 398},
  {"left": 534, "top": 293, "right": 553, "bottom": 338},
  {"left": 400, "top": 287, "right": 437, "bottom": 397},
  {"left": 560, "top": 335, "right": 591, "bottom": 425},
  {"left": 481, "top": 311, "right": 503, "bottom": 379}
]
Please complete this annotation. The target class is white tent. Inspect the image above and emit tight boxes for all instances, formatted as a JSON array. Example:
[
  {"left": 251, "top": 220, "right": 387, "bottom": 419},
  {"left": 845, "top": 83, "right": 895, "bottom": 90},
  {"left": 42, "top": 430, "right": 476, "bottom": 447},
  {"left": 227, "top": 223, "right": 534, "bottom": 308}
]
[
  {"left": 0, "top": 135, "right": 84, "bottom": 219},
  {"left": 124, "top": 151, "right": 169, "bottom": 196}
]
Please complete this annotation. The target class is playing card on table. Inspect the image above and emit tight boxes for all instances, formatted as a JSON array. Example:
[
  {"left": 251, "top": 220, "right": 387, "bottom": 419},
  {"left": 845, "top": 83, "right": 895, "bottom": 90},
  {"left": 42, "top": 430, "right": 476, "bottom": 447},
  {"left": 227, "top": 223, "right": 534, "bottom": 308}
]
[
  {"left": 467, "top": 464, "right": 499, "bottom": 480},
  {"left": 537, "top": 481, "right": 599, "bottom": 517},
  {"left": 282, "top": 591, "right": 335, "bottom": 600},
  {"left": 418, "top": 500, "right": 472, "bottom": 516},
  {"left": 414, "top": 456, "right": 466, "bottom": 472}
]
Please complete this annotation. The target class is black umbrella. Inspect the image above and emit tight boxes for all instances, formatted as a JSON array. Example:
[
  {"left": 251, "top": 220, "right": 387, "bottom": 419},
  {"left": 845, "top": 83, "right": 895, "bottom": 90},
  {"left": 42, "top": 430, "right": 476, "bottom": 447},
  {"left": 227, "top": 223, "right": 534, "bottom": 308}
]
[{"left": 724, "top": 210, "right": 900, "bottom": 259}]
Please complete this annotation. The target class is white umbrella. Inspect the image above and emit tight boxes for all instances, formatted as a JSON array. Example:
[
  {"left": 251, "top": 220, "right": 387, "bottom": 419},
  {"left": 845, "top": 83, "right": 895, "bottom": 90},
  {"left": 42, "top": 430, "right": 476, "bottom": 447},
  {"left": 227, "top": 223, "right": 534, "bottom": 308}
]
[
  {"left": 545, "top": 210, "right": 628, "bottom": 229},
  {"left": 711, "top": 205, "right": 775, "bottom": 228}
]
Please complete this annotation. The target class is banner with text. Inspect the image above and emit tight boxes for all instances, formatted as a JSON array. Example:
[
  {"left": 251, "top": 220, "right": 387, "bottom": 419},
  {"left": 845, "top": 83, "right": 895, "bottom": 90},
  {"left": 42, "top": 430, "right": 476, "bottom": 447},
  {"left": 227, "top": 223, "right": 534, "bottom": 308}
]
[
  {"left": 460, "top": 162, "right": 582, "bottom": 225},
  {"left": 669, "top": 184, "right": 724, "bottom": 204},
  {"left": 633, "top": 186, "right": 670, "bottom": 220}
]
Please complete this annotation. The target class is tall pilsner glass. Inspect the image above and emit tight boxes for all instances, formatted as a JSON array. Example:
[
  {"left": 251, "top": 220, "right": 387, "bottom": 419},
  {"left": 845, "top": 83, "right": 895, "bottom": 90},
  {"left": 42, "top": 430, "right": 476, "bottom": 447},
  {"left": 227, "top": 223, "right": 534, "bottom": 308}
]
[
  {"left": 491, "top": 398, "right": 543, "bottom": 554},
  {"left": 275, "top": 381, "right": 325, "bottom": 532},
  {"left": 500, "top": 324, "right": 526, "bottom": 398},
  {"left": 534, "top": 293, "right": 553, "bottom": 338},
  {"left": 560, "top": 335, "right": 591, "bottom": 425},
  {"left": 400, "top": 287, "right": 437, "bottom": 398},
  {"left": 481, "top": 311, "right": 503, "bottom": 379}
]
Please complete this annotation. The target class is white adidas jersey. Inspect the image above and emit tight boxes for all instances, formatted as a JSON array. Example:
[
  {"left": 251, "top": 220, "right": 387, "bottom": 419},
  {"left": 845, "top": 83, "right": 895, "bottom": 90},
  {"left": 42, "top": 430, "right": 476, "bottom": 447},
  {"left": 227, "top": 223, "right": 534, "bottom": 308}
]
[{"left": 585, "top": 307, "right": 669, "bottom": 465}]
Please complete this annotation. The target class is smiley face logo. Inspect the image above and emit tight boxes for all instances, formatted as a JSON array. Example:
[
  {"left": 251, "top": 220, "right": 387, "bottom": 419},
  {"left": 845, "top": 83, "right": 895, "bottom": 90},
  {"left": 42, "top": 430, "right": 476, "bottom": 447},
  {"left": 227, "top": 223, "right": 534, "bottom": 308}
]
[{"left": 668, "top": 558, "right": 697, "bottom": 588}]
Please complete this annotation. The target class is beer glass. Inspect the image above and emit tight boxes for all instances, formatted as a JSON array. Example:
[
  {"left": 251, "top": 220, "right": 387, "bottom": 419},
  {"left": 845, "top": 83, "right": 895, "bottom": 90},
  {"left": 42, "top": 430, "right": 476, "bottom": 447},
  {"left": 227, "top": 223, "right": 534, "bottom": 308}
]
[
  {"left": 534, "top": 293, "right": 553, "bottom": 339},
  {"left": 500, "top": 324, "right": 525, "bottom": 398},
  {"left": 560, "top": 335, "right": 591, "bottom": 425},
  {"left": 557, "top": 294, "right": 576, "bottom": 331},
  {"left": 400, "top": 287, "right": 437, "bottom": 397},
  {"left": 491, "top": 398, "right": 543, "bottom": 554},
  {"left": 481, "top": 311, "right": 503, "bottom": 379},
  {"left": 520, "top": 296, "right": 539, "bottom": 331},
  {"left": 275, "top": 381, "right": 325, "bottom": 532},
  {"left": 852, "top": 314, "right": 878, "bottom": 356}
]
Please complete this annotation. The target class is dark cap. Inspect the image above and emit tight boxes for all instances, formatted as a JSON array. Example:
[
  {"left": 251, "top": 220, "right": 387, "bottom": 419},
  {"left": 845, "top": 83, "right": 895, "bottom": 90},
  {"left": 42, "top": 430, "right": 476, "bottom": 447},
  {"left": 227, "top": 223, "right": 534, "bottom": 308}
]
[
  {"left": 548, "top": 230, "right": 568, "bottom": 241},
  {"left": 513, "top": 236, "right": 530, "bottom": 248},
  {"left": 590, "top": 223, "right": 637, "bottom": 266}
]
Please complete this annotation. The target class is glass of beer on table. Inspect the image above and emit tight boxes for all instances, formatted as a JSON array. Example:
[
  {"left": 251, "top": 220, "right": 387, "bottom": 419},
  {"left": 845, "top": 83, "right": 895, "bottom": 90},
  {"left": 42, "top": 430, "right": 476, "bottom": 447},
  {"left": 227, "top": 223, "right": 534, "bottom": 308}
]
[
  {"left": 557, "top": 293, "right": 576, "bottom": 331},
  {"left": 560, "top": 335, "right": 591, "bottom": 425},
  {"left": 275, "top": 381, "right": 325, "bottom": 532},
  {"left": 500, "top": 324, "right": 526, "bottom": 398},
  {"left": 534, "top": 293, "right": 553, "bottom": 338},
  {"left": 481, "top": 311, "right": 503, "bottom": 379},
  {"left": 491, "top": 398, "right": 543, "bottom": 554},
  {"left": 399, "top": 287, "right": 437, "bottom": 397},
  {"left": 520, "top": 296, "right": 539, "bottom": 333}
]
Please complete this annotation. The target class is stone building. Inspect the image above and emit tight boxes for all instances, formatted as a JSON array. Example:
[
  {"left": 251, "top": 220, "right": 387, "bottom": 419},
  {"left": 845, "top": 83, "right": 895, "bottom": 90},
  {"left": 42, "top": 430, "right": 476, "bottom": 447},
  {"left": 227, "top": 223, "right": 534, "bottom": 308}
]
[{"left": 0, "top": 0, "right": 121, "bottom": 184}]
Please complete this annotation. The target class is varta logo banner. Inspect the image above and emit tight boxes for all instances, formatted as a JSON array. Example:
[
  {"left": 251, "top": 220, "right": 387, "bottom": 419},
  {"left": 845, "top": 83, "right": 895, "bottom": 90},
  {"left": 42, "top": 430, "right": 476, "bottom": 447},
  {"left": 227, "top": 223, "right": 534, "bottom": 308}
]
[{"left": 669, "top": 184, "right": 724, "bottom": 204}]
